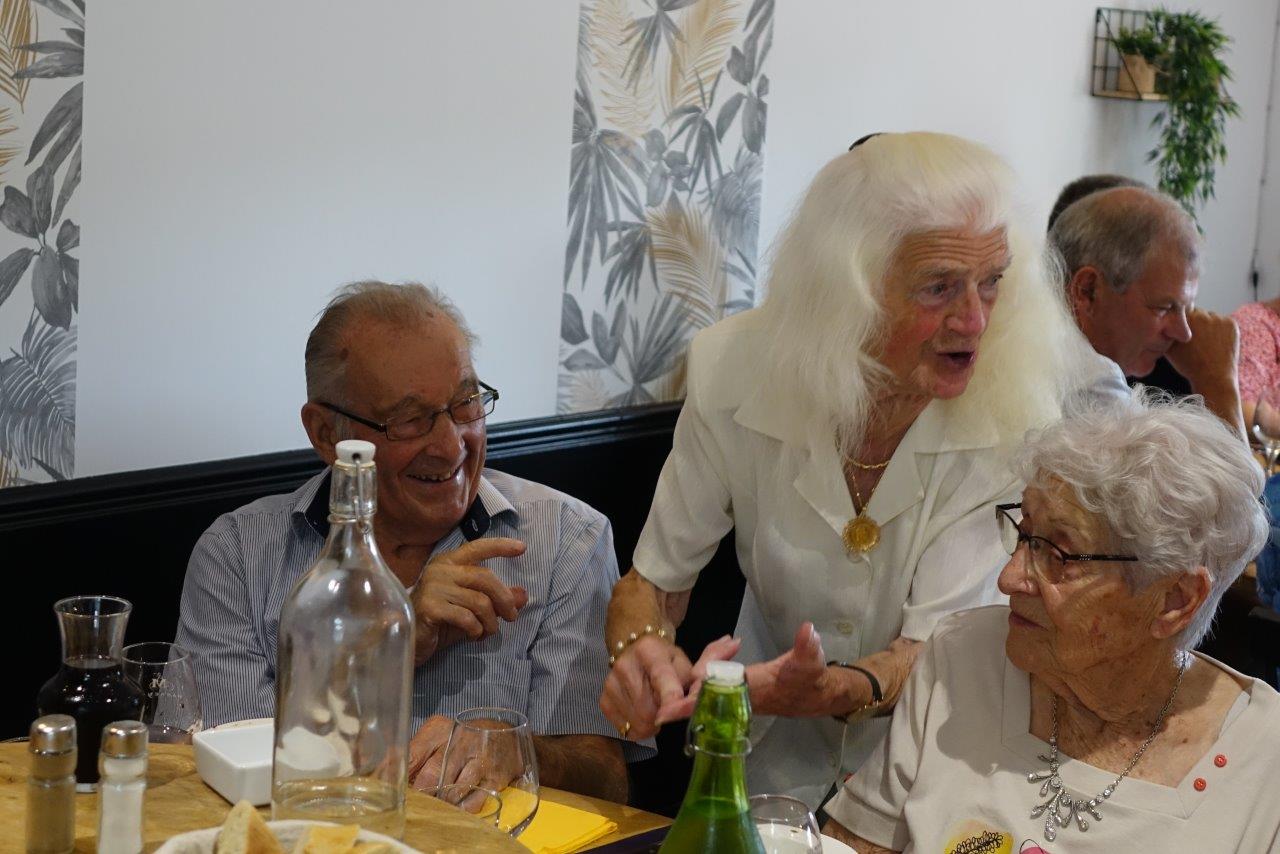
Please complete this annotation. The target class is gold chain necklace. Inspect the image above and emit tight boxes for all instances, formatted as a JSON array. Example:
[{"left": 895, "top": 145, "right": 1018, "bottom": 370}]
[{"left": 842, "top": 461, "right": 885, "bottom": 554}]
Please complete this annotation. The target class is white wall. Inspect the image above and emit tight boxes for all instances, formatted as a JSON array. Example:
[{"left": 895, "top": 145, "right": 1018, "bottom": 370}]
[
  {"left": 759, "top": 0, "right": 1279, "bottom": 313},
  {"left": 75, "top": 0, "right": 1280, "bottom": 478},
  {"left": 1255, "top": 10, "right": 1280, "bottom": 298}
]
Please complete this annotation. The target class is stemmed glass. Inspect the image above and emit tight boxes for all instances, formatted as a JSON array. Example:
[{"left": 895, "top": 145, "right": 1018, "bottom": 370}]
[
  {"left": 1253, "top": 385, "right": 1280, "bottom": 474},
  {"left": 438, "top": 707, "right": 539, "bottom": 836},
  {"left": 749, "top": 794, "right": 824, "bottom": 853},
  {"left": 121, "top": 642, "right": 203, "bottom": 744}
]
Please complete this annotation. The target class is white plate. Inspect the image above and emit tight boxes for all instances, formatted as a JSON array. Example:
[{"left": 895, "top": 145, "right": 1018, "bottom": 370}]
[
  {"left": 821, "top": 833, "right": 858, "bottom": 854},
  {"left": 154, "top": 819, "right": 420, "bottom": 853}
]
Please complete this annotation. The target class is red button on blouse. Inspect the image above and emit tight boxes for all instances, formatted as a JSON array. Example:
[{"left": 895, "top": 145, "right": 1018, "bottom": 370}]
[
  {"left": 1214, "top": 754, "right": 1227, "bottom": 768},
  {"left": 1194, "top": 777, "right": 1207, "bottom": 791}
]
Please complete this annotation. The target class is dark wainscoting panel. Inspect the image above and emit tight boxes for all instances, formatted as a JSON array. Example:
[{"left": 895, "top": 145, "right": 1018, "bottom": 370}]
[{"left": 0, "top": 403, "right": 744, "bottom": 813}]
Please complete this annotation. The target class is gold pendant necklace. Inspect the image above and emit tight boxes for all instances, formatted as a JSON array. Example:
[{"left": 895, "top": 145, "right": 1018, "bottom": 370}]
[{"left": 843, "top": 458, "right": 885, "bottom": 554}]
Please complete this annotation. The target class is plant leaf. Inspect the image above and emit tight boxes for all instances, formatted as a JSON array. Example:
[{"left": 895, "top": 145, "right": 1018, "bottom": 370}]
[
  {"left": 31, "top": 244, "right": 70, "bottom": 327},
  {"left": 52, "top": 143, "right": 78, "bottom": 223},
  {"left": 62, "top": 27, "right": 82, "bottom": 46},
  {"left": 590, "top": 0, "right": 659, "bottom": 140},
  {"left": 58, "top": 249, "right": 75, "bottom": 311},
  {"left": 26, "top": 162, "right": 51, "bottom": 233},
  {"left": 0, "top": 313, "right": 75, "bottom": 477},
  {"left": 665, "top": 0, "right": 738, "bottom": 115},
  {"left": 0, "top": 0, "right": 34, "bottom": 107},
  {"left": 0, "top": 245, "right": 32, "bottom": 306},
  {"left": 26, "top": 81, "right": 80, "bottom": 165},
  {"left": 649, "top": 199, "right": 728, "bottom": 330},
  {"left": 716, "top": 92, "right": 744, "bottom": 140},
  {"left": 0, "top": 185, "right": 35, "bottom": 236},
  {"left": 561, "top": 292, "right": 589, "bottom": 345},
  {"left": 55, "top": 217, "right": 75, "bottom": 251},
  {"left": 30, "top": 0, "right": 81, "bottom": 27},
  {"left": 14, "top": 48, "right": 78, "bottom": 78},
  {"left": 592, "top": 310, "right": 622, "bottom": 365},
  {"left": 564, "top": 347, "right": 608, "bottom": 371}
]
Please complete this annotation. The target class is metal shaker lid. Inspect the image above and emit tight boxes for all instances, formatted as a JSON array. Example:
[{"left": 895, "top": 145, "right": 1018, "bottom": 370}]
[
  {"left": 100, "top": 720, "right": 148, "bottom": 758},
  {"left": 29, "top": 715, "right": 76, "bottom": 754}
]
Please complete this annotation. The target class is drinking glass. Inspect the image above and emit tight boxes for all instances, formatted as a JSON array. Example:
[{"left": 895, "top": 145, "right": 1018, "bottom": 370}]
[
  {"left": 121, "top": 642, "right": 203, "bottom": 744},
  {"left": 427, "top": 784, "right": 503, "bottom": 827},
  {"left": 749, "top": 794, "right": 823, "bottom": 854},
  {"left": 1252, "top": 385, "right": 1280, "bottom": 474},
  {"left": 438, "top": 707, "right": 539, "bottom": 836}
]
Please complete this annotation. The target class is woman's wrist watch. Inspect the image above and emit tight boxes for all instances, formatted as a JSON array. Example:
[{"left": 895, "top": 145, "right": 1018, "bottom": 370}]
[{"left": 827, "top": 660, "right": 884, "bottom": 724}]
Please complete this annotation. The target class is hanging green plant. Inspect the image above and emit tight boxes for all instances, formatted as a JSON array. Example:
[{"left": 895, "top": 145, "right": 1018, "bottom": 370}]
[{"left": 1145, "top": 9, "right": 1240, "bottom": 219}]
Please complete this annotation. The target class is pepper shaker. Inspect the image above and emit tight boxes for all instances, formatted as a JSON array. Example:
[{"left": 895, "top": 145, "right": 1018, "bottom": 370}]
[{"left": 26, "top": 714, "right": 77, "bottom": 854}]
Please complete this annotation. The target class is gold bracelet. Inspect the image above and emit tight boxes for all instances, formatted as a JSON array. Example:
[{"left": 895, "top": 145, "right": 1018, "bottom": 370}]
[{"left": 608, "top": 624, "right": 670, "bottom": 666}]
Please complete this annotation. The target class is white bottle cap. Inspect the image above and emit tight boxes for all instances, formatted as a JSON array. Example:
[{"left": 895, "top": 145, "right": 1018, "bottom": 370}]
[
  {"left": 335, "top": 439, "right": 376, "bottom": 464},
  {"left": 705, "top": 660, "right": 745, "bottom": 685}
]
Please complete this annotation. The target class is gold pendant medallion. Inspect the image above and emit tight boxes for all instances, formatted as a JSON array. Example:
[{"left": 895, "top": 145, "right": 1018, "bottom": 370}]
[{"left": 842, "top": 513, "right": 881, "bottom": 554}]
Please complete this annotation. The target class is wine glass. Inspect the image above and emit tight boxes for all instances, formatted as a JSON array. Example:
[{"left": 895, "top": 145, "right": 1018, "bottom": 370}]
[
  {"left": 439, "top": 707, "right": 539, "bottom": 836},
  {"left": 1253, "top": 385, "right": 1280, "bottom": 474},
  {"left": 121, "top": 642, "right": 203, "bottom": 744},
  {"left": 749, "top": 794, "right": 824, "bottom": 854},
  {"left": 427, "top": 783, "right": 503, "bottom": 827}
]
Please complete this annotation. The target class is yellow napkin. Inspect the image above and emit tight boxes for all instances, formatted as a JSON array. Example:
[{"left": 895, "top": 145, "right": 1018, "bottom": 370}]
[{"left": 518, "top": 798, "right": 618, "bottom": 854}]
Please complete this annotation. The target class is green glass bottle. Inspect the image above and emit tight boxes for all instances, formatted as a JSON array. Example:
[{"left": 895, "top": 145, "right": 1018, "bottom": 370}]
[{"left": 659, "top": 661, "right": 766, "bottom": 854}]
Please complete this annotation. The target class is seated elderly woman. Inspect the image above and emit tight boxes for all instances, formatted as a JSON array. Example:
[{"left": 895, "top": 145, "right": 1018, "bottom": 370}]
[{"left": 824, "top": 393, "right": 1280, "bottom": 853}]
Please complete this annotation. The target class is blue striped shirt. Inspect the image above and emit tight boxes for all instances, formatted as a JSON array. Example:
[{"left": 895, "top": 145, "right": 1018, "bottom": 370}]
[{"left": 176, "top": 468, "right": 651, "bottom": 759}]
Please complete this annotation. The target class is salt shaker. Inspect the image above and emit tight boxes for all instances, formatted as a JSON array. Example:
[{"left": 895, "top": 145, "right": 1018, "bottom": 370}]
[
  {"left": 97, "top": 721, "right": 148, "bottom": 854},
  {"left": 26, "top": 714, "right": 77, "bottom": 854}
]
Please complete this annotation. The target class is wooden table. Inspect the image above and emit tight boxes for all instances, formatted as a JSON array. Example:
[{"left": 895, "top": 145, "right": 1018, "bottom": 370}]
[{"left": 0, "top": 743, "right": 669, "bottom": 853}]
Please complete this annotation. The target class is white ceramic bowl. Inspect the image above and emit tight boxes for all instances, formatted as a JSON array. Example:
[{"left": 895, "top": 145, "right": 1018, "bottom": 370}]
[
  {"left": 192, "top": 719, "right": 274, "bottom": 806},
  {"left": 154, "top": 819, "right": 418, "bottom": 853}
]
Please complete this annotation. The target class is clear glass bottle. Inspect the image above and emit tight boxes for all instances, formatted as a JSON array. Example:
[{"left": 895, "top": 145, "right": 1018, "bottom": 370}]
[
  {"left": 271, "top": 440, "right": 415, "bottom": 838},
  {"left": 659, "top": 661, "right": 766, "bottom": 854},
  {"left": 26, "top": 714, "right": 76, "bottom": 854},
  {"left": 96, "top": 721, "right": 147, "bottom": 854},
  {"left": 36, "top": 596, "right": 145, "bottom": 792}
]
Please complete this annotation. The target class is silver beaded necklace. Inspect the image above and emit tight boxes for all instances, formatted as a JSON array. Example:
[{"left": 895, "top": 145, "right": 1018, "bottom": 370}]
[{"left": 1026, "top": 654, "right": 1188, "bottom": 842}]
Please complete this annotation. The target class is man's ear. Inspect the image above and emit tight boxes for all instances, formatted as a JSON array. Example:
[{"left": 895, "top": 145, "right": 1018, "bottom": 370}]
[
  {"left": 1067, "top": 267, "right": 1102, "bottom": 322},
  {"left": 1150, "top": 566, "right": 1212, "bottom": 642},
  {"left": 301, "top": 402, "right": 339, "bottom": 466}
]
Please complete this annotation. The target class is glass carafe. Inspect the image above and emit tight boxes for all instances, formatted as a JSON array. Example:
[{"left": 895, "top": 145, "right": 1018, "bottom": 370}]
[
  {"left": 36, "top": 595, "right": 145, "bottom": 792},
  {"left": 271, "top": 440, "right": 415, "bottom": 838}
]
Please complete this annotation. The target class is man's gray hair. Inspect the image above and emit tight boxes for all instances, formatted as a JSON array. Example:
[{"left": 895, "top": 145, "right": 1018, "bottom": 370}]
[
  {"left": 1048, "top": 185, "right": 1199, "bottom": 293},
  {"left": 1016, "top": 389, "right": 1267, "bottom": 650},
  {"left": 304, "top": 280, "right": 477, "bottom": 405}
]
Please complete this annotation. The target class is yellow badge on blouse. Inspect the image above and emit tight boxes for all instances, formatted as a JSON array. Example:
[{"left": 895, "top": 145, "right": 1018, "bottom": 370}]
[{"left": 943, "top": 820, "right": 1014, "bottom": 854}]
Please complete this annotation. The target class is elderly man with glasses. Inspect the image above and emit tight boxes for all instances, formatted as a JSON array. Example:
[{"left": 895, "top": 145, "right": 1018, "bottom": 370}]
[{"left": 176, "top": 280, "right": 640, "bottom": 802}]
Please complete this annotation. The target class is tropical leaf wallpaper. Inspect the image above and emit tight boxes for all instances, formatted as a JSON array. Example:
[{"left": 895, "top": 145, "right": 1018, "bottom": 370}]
[
  {"left": 0, "top": 0, "right": 81, "bottom": 486},
  {"left": 559, "top": 0, "right": 772, "bottom": 412}
]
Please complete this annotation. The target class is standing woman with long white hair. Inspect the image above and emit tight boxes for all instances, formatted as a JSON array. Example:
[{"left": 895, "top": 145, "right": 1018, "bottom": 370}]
[{"left": 599, "top": 132, "right": 1094, "bottom": 805}]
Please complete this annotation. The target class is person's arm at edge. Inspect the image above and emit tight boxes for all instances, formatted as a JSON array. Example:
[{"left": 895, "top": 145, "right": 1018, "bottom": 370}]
[{"left": 533, "top": 734, "right": 627, "bottom": 803}]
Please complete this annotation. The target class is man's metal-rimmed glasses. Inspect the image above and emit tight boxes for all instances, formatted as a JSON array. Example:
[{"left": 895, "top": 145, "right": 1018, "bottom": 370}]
[
  {"left": 995, "top": 502, "right": 1138, "bottom": 585},
  {"left": 319, "top": 381, "right": 499, "bottom": 441}
]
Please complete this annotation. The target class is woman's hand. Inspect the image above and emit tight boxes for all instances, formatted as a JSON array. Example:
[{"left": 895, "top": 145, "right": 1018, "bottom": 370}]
[{"left": 746, "top": 622, "right": 833, "bottom": 717}]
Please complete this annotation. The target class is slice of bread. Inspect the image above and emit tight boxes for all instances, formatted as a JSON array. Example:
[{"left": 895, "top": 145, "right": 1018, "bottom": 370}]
[
  {"left": 291, "top": 824, "right": 361, "bottom": 854},
  {"left": 349, "top": 844, "right": 395, "bottom": 854},
  {"left": 214, "top": 800, "right": 285, "bottom": 854}
]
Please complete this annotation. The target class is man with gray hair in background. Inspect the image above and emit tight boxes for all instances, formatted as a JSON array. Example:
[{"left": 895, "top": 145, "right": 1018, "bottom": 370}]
[
  {"left": 177, "top": 280, "right": 642, "bottom": 802},
  {"left": 1048, "top": 179, "right": 1244, "bottom": 435}
]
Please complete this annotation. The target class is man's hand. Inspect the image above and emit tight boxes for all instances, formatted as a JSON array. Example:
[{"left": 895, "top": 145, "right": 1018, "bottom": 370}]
[
  {"left": 408, "top": 714, "right": 454, "bottom": 790},
  {"left": 1166, "top": 308, "right": 1245, "bottom": 436},
  {"left": 412, "top": 537, "right": 529, "bottom": 665},
  {"left": 600, "top": 634, "right": 741, "bottom": 739},
  {"left": 1167, "top": 308, "right": 1239, "bottom": 389}
]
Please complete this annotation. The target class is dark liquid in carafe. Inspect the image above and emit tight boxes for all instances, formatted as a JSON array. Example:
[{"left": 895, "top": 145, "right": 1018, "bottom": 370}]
[{"left": 36, "top": 657, "right": 145, "bottom": 787}]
